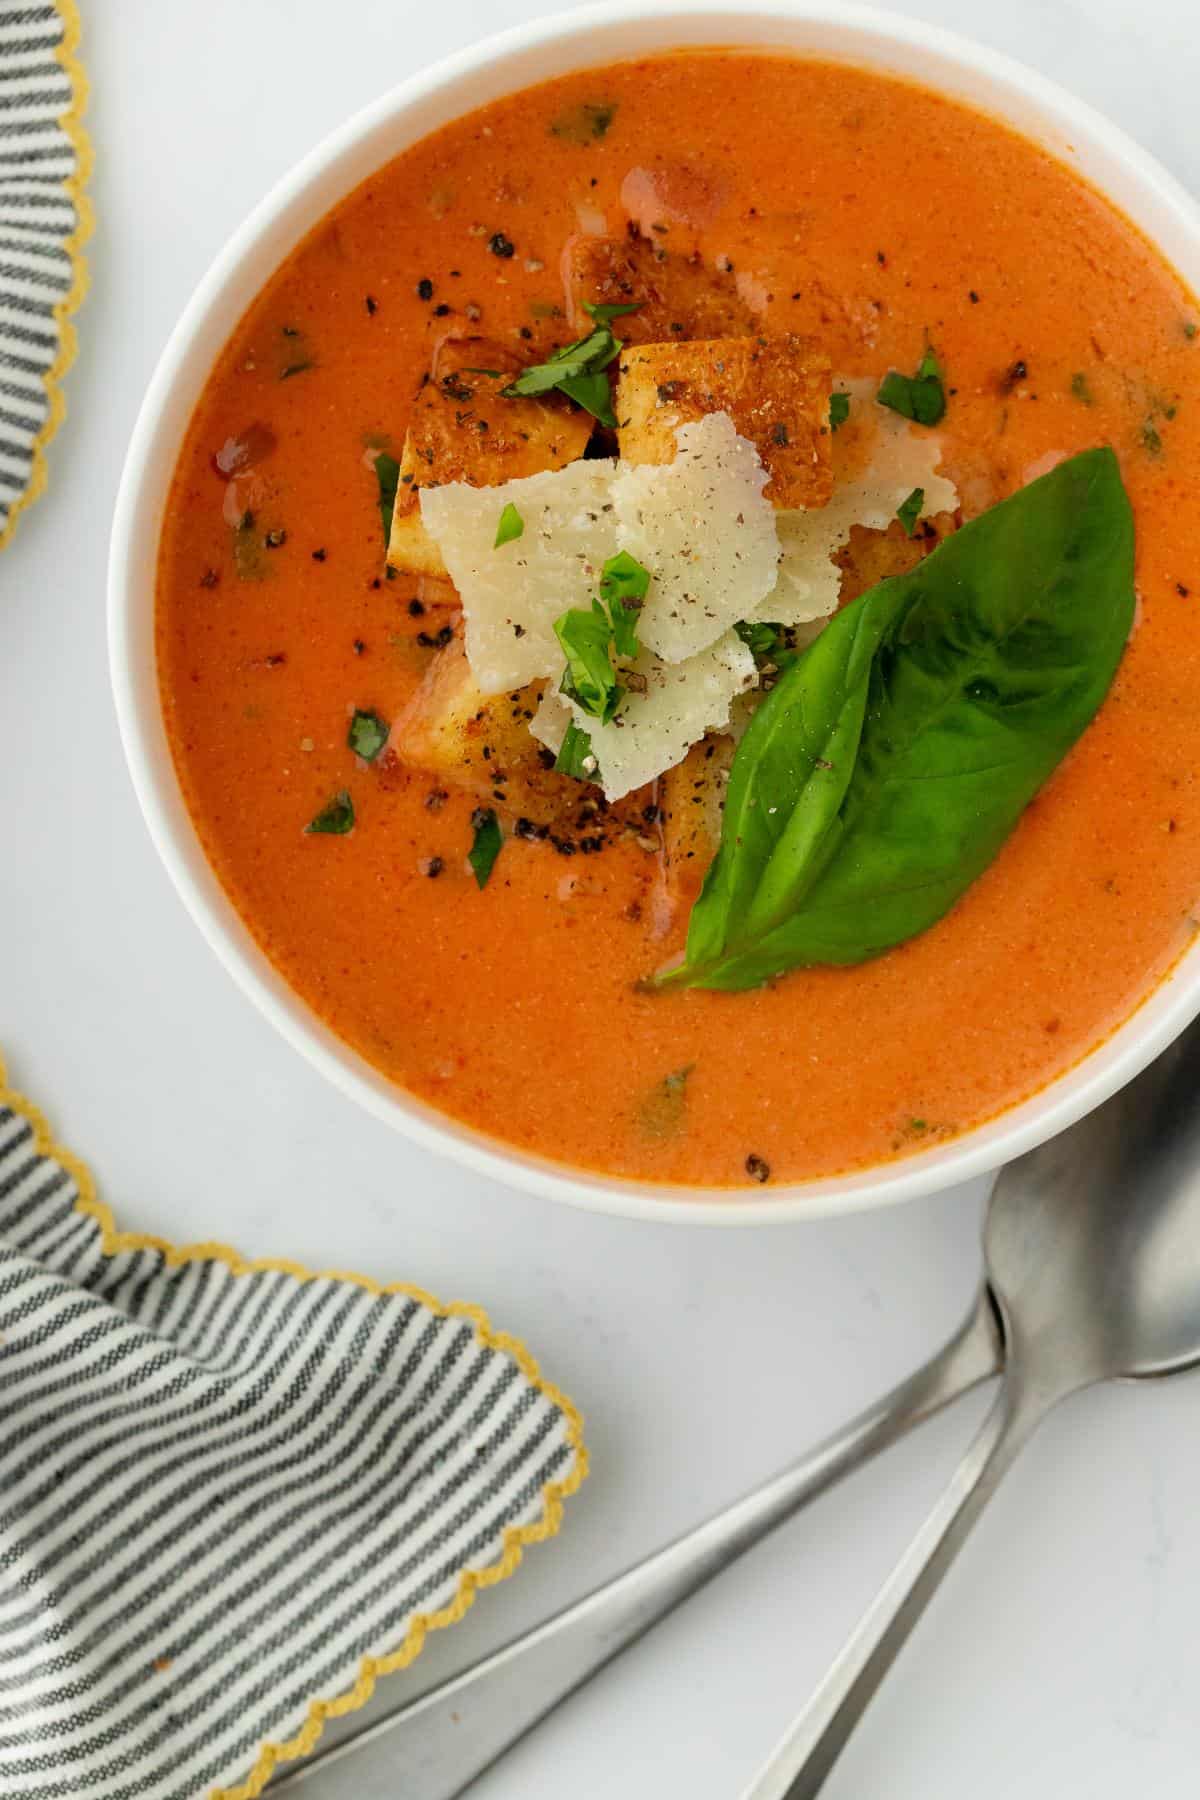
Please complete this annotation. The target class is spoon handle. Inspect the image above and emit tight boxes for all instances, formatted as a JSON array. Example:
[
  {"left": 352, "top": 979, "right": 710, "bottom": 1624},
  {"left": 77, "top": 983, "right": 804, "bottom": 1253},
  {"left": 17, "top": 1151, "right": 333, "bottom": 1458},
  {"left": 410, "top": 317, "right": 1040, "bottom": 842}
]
[
  {"left": 270, "top": 1292, "right": 1000, "bottom": 1797},
  {"left": 740, "top": 1376, "right": 1047, "bottom": 1800}
]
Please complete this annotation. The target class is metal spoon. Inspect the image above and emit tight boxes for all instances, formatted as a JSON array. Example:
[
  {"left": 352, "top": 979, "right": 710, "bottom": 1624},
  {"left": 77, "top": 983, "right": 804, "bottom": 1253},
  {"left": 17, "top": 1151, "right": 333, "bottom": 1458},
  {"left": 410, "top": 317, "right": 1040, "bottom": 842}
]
[
  {"left": 269, "top": 1291, "right": 1001, "bottom": 1794},
  {"left": 743, "top": 1015, "right": 1200, "bottom": 1800}
]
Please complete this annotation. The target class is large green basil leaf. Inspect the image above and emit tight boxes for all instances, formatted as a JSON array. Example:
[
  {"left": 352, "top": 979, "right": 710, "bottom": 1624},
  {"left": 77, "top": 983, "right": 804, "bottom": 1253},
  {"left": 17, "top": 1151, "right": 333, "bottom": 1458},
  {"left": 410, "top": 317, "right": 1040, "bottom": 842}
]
[{"left": 659, "top": 447, "right": 1135, "bottom": 991}]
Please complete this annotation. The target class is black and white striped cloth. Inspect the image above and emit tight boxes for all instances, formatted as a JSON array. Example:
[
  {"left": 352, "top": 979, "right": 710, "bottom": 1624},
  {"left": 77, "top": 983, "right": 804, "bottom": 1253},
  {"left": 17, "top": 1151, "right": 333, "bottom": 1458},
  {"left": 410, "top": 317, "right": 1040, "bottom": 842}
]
[
  {"left": 0, "top": 0, "right": 87, "bottom": 548},
  {"left": 0, "top": 1075, "right": 585, "bottom": 1799}
]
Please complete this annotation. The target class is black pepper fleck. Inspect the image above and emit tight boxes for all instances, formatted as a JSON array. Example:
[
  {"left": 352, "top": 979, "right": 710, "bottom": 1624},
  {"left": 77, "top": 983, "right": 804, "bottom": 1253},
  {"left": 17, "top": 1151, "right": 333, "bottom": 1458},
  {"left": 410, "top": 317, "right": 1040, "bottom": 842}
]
[
  {"left": 417, "top": 278, "right": 434, "bottom": 300},
  {"left": 352, "top": 638, "right": 365, "bottom": 655},
  {"left": 199, "top": 568, "right": 219, "bottom": 589},
  {"left": 745, "top": 1154, "right": 771, "bottom": 1184},
  {"left": 264, "top": 528, "right": 287, "bottom": 549},
  {"left": 408, "top": 598, "right": 425, "bottom": 617},
  {"left": 489, "top": 232, "right": 515, "bottom": 258},
  {"left": 311, "top": 547, "right": 327, "bottom": 562},
  {"left": 365, "top": 295, "right": 379, "bottom": 315},
  {"left": 434, "top": 303, "right": 452, "bottom": 317},
  {"left": 423, "top": 856, "right": 444, "bottom": 878}
]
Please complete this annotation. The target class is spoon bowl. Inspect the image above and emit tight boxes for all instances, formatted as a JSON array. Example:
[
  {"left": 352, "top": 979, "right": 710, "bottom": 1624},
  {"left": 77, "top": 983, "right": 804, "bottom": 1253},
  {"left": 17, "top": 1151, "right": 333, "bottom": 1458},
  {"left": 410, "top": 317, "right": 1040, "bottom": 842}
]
[{"left": 986, "top": 1021, "right": 1200, "bottom": 1389}]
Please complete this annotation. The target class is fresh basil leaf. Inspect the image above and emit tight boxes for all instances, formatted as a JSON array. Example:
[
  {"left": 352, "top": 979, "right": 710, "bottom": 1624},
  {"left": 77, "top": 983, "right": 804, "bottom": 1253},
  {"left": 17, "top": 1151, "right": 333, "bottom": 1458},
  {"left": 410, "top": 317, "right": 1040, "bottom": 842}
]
[
  {"left": 735, "top": 619, "right": 783, "bottom": 662},
  {"left": 305, "top": 790, "right": 355, "bottom": 836},
  {"left": 657, "top": 448, "right": 1134, "bottom": 990},
  {"left": 896, "top": 487, "right": 925, "bottom": 537},
  {"left": 348, "top": 709, "right": 389, "bottom": 762},
  {"left": 877, "top": 349, "right": 946, "bottom": 426},
  {"left": 584, "top": 300, "right": 643, "bottom": 325},
  {"left": 374, "top": 452, "right": 401, "bottom": 548},
  {"left": 829, "top": 392, "right": 851, "bottom": 432},
  {"left": 468, "top": 807, "right": 503, "bottom": 888},
  {"left": 555, "top": 720, "right": 598, "bottom": 780},
  {"left": 555, "top": 606, "right": 623, "bottom": 722},
  {"left": 494, "top": 501, "right": 524, "bottom": 548}
]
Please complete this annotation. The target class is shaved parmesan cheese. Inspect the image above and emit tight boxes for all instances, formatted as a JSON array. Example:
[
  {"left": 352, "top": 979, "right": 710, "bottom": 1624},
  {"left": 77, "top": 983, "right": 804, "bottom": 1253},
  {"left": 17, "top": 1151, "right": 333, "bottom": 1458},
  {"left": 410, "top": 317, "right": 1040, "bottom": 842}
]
[
  {"left": 420, "top": 462, "right": 618, "bottom": 695},
  {"left": 612, "top": 412, "right": 778, "bottom": 663},
  {"left": 532, "top": 631, "right": 757, "bottom": 801},
  {"left": 760, "top": 378, "right": 959, "bottom": 627}
]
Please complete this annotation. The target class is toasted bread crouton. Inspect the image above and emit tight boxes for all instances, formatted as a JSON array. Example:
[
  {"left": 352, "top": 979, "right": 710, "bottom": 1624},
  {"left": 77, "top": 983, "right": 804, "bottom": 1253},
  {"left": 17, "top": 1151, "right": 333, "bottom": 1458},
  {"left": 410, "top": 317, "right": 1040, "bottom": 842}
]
[
  {"left": 392, "top": 631, "right": 586, "bottom": 826},
  {"left": 562, "top": 231, "right": 759, "bottom": 343},
  {"left": 616, "top": 336, "right": 833, "bottom": 510},
  {"left": 388, "top": 337, "right": 593, "bottom": 580},
  {"left": 834, "top": 513, "right": 956, "bottom": 607},
  {"left": 658, "top": 733, "right": 734, "bottom": 909}
]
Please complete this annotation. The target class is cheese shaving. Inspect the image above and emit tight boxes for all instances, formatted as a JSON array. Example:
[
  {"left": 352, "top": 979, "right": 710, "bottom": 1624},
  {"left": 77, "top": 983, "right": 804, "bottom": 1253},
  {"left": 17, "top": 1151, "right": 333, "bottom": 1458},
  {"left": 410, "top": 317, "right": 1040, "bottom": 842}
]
[
  {"left": 612, "top": 411, "right": 778, "bottom": 663},
  {"left": 758, "top": 378, "right": 959, "bottom": 627},
  {"left": 420, "top": 461, "right": 617, "bottom": 695},
  {"left": 531, "top": 631, "right": 757, "bottom": 801}
]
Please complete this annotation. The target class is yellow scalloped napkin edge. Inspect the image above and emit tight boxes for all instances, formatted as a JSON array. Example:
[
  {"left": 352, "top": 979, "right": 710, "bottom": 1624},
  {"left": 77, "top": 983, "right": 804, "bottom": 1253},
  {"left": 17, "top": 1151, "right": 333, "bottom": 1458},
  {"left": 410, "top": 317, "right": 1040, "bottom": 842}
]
[{"left": 0, "top": 1052, "right": 587, "bottom": 1798}]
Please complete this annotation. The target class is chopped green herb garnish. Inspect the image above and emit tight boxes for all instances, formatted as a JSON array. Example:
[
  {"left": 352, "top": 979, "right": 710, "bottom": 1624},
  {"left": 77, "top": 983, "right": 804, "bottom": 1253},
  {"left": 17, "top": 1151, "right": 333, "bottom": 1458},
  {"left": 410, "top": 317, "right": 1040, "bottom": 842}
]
[
  {"left": 829, "top": 392, "right": 851, "bottom": 432},
  {"left": 463, "top": 367, "right": 503, "bottom": 377},
  {"left": 896, "top": 487, "right": 925, "bottom": 538},
  {"left": 1185, "top": 321, "right": 1198, "bottom": 341},
  {"left": 502, "top": 320, "right": 624, "bottom": 425},
  {"left": 305, "top": 791, "right": 355, "bottom": 836},
  {"left": 374, "top": 452, "right": 401, "bottom": 549},
  {"left": 638, "top": 1064, "right": 694, "bottom": 1138},
  {"left": 348, "top": 709, "right": 389, "bottom": 762},
  {"left": 550, "top": 101, "right": 617, "bottom": 143},
  {"left": 735, "top": 619, "right": 790, "bottom": 666},
  {"left": 599, "top": 550, "right": 649, "bottom": 656},
  {"left": 1142, "top": 420, "right": 1164, "bottom": 456},
  {"left": 583, "top": 300, "right": 643, "bottom": 326},
  {"left": 555, "top": 720, "right": 598, "bottom": 780},
  {"left": 556, "top": 606, "right": 624, "bottom": 723},
  {"left": 1070, "top": 372, "right": 1094, "bottom": 405},
  {"left": 877, "top": 348, "right": 946, "bottom": 427},
  {"left": 494, "top": 501, "right": 524, "bottom": 548},
  {"left": 468, "top": 807, "right": 503, "bottom": 888}
]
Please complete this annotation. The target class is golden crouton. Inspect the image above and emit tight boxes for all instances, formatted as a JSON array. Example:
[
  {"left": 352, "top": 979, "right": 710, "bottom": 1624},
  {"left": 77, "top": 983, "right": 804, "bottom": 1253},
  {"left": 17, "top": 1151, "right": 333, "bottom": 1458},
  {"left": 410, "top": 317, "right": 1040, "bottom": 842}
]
[
  {"left": 561, "top": 232, "right": 759, "bottom": 343},
  {"left": 834, "top": 513, "right": 956, "bottom": 606},
  {"left": 392, "top": 631, "right": 585, "bottom": 826},
  {"left": 616, "top": 335, "right": 834, "bottom": 510},
  {"left": 658, "top": 734, "right": 735, "bottom": 909},
  {"left": 388, "top": 337, "right": 593, "bottom": 581}
]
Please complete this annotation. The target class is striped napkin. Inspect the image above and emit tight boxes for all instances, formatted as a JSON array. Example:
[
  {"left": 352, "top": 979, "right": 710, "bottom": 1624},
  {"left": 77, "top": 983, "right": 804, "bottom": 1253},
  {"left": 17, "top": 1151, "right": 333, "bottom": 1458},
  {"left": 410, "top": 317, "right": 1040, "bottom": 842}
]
[
  {"left": 0, "top": 1058, "right": 586, "bottom": 1798},
  {"left": 0, "top": 0, "right": 90, "bottom": 551}
]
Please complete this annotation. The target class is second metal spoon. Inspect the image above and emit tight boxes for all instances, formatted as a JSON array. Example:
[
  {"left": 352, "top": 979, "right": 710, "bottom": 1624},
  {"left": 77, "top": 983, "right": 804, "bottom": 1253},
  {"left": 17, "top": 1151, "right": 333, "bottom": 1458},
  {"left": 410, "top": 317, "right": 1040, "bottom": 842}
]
[{"left": 744, "top": 1014, "right": 1200, "bottom": 1799}]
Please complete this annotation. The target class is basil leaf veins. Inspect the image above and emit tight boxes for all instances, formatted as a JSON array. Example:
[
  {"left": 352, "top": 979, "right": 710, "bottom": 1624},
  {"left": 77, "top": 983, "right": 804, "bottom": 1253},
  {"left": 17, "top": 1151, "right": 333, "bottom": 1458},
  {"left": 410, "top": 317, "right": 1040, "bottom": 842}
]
[{"left": 655, "top": 448, "right": 1135, "bottom": 990}]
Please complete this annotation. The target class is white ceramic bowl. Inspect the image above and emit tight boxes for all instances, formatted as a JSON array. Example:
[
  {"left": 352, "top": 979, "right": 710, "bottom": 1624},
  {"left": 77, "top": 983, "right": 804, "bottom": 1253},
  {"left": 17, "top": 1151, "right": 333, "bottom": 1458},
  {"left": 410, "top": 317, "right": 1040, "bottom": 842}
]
[{"left": 109, "top": 0, "right": 1200, "bottom": 1224}]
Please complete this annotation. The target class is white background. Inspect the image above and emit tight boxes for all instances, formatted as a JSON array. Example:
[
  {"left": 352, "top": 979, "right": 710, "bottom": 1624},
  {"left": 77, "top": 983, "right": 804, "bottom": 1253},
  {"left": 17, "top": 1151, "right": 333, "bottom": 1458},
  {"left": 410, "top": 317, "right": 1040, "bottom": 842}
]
[{"left": 5, "top": 2, "right": 1200, "bottom": 1795}]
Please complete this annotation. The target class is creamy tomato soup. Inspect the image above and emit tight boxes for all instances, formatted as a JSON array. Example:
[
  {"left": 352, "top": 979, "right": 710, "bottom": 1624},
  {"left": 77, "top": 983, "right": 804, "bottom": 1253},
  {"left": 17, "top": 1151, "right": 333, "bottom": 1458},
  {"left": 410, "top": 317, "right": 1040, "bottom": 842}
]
[{"left": 157, "top": 53, "right": 1200, "bottom": 1188}]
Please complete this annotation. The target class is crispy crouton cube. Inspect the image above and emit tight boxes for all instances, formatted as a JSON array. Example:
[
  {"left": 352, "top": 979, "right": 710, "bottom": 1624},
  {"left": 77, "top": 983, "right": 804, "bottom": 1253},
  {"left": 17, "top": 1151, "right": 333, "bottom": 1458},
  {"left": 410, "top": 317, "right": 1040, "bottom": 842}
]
[
  {"left": 834, "top": 513, "right": 956, "bottom": 606},
  {"left": 388, "top": 337, "right": 593, "bottom": 581},
  {"left": 616, "top": 336, "right": 833, "bottom": 510},
  {"left": 561, "top": 232, "right": 759, "bottom": 343},
  {"left": 392, "top": 631, "right": 586, "bottom": 826},
  {"left": 658, "top": 733, "right": 734, "bottom": 910}
]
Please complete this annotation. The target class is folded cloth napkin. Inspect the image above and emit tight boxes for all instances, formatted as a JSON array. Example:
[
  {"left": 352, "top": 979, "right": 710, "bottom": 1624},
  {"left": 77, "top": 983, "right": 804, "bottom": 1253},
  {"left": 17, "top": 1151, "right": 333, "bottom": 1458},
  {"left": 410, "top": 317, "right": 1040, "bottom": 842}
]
[
  {"left": 0, "top": 1059, "right": 586, "bottom": 1798},
  {"left": 0, "top": 0, "right": 90, "bottom": 552}
]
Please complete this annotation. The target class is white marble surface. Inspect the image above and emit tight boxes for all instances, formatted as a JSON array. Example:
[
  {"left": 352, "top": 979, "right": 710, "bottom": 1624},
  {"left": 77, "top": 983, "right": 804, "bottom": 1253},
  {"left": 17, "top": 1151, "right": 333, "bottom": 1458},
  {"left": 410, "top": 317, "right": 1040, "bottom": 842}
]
[{"left": 5, "top": 1, "right": 1200, "bottom": 1794}]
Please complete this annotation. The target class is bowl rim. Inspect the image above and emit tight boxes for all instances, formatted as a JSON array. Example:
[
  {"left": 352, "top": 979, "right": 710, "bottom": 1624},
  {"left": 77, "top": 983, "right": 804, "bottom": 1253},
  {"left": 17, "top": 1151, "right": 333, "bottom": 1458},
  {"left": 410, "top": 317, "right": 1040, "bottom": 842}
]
[{"left": 109, "top": 0, "right": 1200, "bottom": 1226}]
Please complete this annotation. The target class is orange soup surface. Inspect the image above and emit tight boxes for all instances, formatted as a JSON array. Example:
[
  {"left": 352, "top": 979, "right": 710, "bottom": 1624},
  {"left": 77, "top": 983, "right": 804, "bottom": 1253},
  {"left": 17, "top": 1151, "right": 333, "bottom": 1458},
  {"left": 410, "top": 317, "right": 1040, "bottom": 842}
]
[{"left": 157, "top": 53, "right": 1200, "bottom": 1189}]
